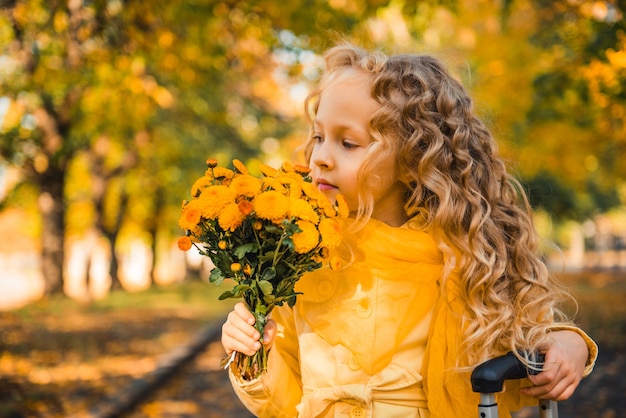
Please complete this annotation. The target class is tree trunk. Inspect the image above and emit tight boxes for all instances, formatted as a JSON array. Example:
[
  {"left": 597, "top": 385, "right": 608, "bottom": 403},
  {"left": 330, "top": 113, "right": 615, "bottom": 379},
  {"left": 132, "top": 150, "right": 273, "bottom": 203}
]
[
  {"left": 147, "top": 186, "right": 165, "bottom": 285},
  {"left": 104, "top": 229, "right": 123, "bottom": 291},
  {"left": 36, "top": 164, "right": 67, "bottom": 295}
]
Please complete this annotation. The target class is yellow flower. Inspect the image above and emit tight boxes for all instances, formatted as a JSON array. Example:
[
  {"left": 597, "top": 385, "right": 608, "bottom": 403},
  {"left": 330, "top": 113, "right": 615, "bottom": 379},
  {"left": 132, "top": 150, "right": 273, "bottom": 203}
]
[
  {"left": 218, "top": 240, "right": 228, "bottom": 250},
  {"left": 294, "top": 165, "right": 311, "bottom": 175},
  {"left": 198, "top": 185, "right": 236, "bottom": 219},
  {"left": 177, "top": 236, "right": 192, "bottom": 251},
  {"left": 206, "top": 158, "right": 218, "bottom": 168},
  {"left": 230, "top": 174, "right": 262, "bottom": 198},
  {"left": 318, "top": 218, "right": 342, "bottom": 248},
  {"left": 238, "top": 200, "right": 254, "bottom": 216},
  {"left": 191, "top": 176, "right": 213, "bottom": 197},
  {"left": 213, "top": 167, "right": 234, "bottom": 180},
  {"left": 292, "top": 220, "right": 320, "bottom": 253},
  {"left": 278, "top": 175, "right": 302, "bottom": 197},
  {"left": 336, "top": 194, "right": 350, "bottom": 218},
  {"left": 189, "top": 225, "right": 202, "bottom": 238},
  {"left": 301, "top": 181, "right": 323, "bottom": 201},
  {"left": 178, "top": 200, "right": 202, "bottom": 230},
  {"left": 259, "top": 163, "right": 278, "bottom": 177},
  {"left": 289, "top": 197, "right": 319, "bottom": 224},
  {"left": 281, "top": 161, "right": 294, "bottom": 172},
  {"left": 232, "top": 159, "right": 249, "bottom": 174},
  {"left": 231, "top": 263, "right": 242, "bottom": 272},
  {"left": 243, "top": 264, "right": 252, "bottom": 276},
  {"left": 253, "top": 190, "right": 289, "bottom": 220},
  {"left": 219, "top": 202, "right": 246, "bottom": 232},
  {"left": 330, "top": 256, "right": 342, "bottom": 271},
  {"left": 317, "top": 194, "right": 336, "bottom": 218},
  {"left": 261, "top": 176, "right": 286, "bottom": 194}
]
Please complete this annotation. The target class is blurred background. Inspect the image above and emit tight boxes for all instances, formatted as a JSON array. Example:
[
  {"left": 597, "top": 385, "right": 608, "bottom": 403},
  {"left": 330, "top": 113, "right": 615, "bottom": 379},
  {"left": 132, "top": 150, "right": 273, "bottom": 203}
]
[{"left": 0, "top": 0, "right": 624, "bottom": 417}]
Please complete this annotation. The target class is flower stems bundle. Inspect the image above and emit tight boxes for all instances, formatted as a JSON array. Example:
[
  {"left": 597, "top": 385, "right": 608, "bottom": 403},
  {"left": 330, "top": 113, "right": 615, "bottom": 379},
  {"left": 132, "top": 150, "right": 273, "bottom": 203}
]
[{"left": 178, "top": 158, "right": 348, "bottom": 380}]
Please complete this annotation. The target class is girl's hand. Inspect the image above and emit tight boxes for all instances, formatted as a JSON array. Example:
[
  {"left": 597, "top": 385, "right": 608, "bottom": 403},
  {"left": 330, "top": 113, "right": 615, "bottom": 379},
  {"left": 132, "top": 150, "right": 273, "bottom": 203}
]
[
  {"left": 520, "top": 330, "right": 589, "bottom": 401},
  {"left": 221, "top": 302, "right": 277, "bottom": 356}
]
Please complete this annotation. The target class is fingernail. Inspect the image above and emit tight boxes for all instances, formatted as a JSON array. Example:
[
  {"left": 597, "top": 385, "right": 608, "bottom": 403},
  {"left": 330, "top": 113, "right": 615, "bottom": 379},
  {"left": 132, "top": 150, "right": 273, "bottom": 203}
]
[{"left": 254, "top": 341, "right": 261, "bottom": 350}]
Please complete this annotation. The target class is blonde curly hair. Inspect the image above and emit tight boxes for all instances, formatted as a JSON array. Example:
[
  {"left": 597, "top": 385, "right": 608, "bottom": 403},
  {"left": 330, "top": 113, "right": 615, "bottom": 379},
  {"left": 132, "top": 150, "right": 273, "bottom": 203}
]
[{"left": 304, "top": 43, "right": 574, "bottom": 366}]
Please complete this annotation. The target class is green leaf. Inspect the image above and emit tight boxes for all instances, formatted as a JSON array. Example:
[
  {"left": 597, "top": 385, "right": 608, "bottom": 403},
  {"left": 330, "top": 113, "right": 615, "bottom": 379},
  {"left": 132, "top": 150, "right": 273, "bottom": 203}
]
[
  {"left": 258, "top": 280, "right": 273, "bottom": 295},
  {"left": 264, "top": 224, "right": 283, "bottom": 234},
  {"left": 218, "top": 290, "right": 237, "bottom": 300},
  {"left": 234, "top": 242, "right": 260, "bottom": 259},
  {"left": 261, "top": 267, "right": 276, "bottom": 281},
  {"left": 208, "top": 268, "right": 225, "bottom": 285}
]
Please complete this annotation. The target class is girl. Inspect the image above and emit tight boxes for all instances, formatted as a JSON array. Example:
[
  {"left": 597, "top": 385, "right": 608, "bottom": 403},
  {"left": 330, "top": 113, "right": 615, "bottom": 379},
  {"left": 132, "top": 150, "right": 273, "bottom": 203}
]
[{"left": 221, "top": 43, "right": 597, "bottom": 417}]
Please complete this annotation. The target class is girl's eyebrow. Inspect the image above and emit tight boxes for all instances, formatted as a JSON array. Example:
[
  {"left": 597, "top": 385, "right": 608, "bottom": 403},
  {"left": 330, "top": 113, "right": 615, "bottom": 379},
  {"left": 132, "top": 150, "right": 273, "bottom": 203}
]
[{"left": 313, "top": 119, "right": 368, "bottom": 135}]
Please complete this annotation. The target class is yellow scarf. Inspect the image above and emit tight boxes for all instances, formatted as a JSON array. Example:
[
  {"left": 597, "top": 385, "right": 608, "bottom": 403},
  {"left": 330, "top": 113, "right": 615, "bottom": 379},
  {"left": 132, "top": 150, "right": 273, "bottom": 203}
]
[{"left": 296, "top": 217, "right": 534, "bottom": 417}]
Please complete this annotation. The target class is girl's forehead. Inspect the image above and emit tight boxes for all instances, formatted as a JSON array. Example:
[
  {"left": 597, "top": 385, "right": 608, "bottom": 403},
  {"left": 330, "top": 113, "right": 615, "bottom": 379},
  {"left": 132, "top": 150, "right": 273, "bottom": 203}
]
[{"left": 325, "top": 68, "right": 372, "bottom": 90}]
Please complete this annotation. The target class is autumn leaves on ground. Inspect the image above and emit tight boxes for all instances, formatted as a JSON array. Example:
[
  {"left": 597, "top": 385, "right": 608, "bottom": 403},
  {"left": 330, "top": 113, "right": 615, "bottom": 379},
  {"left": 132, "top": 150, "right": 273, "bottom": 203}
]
[
  {"left": 0, "top": 282, "right": 239, "bottom": 417},
  {"left": 1, "top": 273, "right": 625, "bottom": 418}
]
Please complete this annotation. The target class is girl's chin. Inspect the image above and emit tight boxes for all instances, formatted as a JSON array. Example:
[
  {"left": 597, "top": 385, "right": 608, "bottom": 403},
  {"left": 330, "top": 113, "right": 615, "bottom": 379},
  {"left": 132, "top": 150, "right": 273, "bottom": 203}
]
[{"left": 317, "top": 186, "right": 336, "bottom": 197}]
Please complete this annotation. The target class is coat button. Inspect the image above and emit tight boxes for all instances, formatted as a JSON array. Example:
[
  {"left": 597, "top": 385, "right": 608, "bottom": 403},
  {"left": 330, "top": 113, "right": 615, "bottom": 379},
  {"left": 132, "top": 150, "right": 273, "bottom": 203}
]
[
  {"left": 349, "top": 406, "right": 365, "bottom": 418},
  {"left": 356, "top": 298, "right": 371, "bottom": 318},
  {"left": 348, "top": 355, "right": 360, "bottom": 371},
  {"left": 317, "top": 280, "right": 332, "bottom": 296}
]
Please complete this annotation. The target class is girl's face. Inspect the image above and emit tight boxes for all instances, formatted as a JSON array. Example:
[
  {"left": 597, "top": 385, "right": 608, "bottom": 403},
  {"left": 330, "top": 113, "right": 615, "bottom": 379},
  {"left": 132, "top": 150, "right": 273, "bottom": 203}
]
[{"left": 309, "top": 72, "right": 408, "bottom": 226}]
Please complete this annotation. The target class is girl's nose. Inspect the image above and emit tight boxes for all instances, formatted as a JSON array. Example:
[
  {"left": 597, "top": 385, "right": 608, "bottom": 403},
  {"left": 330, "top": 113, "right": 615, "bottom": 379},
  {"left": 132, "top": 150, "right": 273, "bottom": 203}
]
[{"left": 312, "top": 142, "right": 333, "bottom": 170}]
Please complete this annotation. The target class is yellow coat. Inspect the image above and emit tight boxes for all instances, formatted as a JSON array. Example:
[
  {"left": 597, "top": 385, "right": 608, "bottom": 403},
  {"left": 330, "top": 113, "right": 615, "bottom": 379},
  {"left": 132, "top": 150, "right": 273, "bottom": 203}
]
[{"left": 229, "top": 218, "right": 596, "bottom": 417}]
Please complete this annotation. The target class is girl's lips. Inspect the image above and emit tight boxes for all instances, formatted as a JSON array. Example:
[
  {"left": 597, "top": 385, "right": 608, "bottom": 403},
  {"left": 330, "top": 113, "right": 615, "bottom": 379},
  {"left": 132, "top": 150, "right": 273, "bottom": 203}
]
[
  {"left": 317, "top": 183, "right": 337, "bottom": 192},
  {"left": 315, "top": 179, "right": 337, "bottom": 192}
]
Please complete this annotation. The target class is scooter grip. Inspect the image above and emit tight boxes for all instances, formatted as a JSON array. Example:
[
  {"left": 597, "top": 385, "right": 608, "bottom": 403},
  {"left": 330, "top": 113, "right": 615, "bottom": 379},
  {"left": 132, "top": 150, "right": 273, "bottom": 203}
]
[{"left": 471, "top": 352, "right": 545, "bottom": 393}]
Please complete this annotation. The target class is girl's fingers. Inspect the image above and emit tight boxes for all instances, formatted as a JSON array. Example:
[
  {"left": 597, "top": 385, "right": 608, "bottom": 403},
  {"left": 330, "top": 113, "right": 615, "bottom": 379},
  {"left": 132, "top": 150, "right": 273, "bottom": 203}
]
[
  {"left": 234, "top": 302, "right": 256, "bottom": 325},
  {"left": 221, "top": 303, "right": 262, "bottom": 356},
  {"left": 262, "top": 319, "right": 277, "bottom": 348}
]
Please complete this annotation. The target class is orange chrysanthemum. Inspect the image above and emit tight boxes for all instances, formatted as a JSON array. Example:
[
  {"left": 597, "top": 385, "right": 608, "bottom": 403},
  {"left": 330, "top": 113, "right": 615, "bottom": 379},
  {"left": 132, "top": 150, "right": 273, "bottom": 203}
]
[
  {"left": 232, "top": 159, "right": 249, "bottom": 174},
  {"left": 278, "top": 176, "right": 302, "bottom": 197},
  {"left": 330, "top": 256, "right": 342, "bottom": 271},
  {"left": 301, "top": 181, "right": 323, "bottom": 201},
  {"left": 289, "top": 198, "right": 319, "bottom": 224},
  {"left": 253, "top": 190, "right": 290, "bottom": 220},
  {"left": 230, "top": 174, "right": 262, "bottom": 198},
  {"left": 292, "top": 220, "right": 320, "bottom": 254},
  {"left": 197, "top": 185, "right": 236, "bottom": 219},
  {"left": 259, "top": 163, "right": 278, "bottom": 177},
  {"left": 336, "top": 194, "right": 350, "bottom": 218},
  {"left": 213, "top": 167, "right": 234, "bottom": 180},
  {"left": 218, "top": 202, "right": 245, "bottom": 232},
  {"left": 318, "top": 218, "right": 342, "bottom": 248},
  {"left": 178, "top": 200, "right": 202, "bottom": 230},
  {"left": 177, "top": 236, "right": 193, "bottom": 251},
  {"left": 293, "top": 165, "right": 311, "bottom": 175},
  {"left": 238, "top": 200, "right": 254, "bottom": 216},
  {"left": 281, "top": 161, "right": 294, "bottom": 172},
  {"left": 191, "top": 176, "right": 212, "bottom": 197}
]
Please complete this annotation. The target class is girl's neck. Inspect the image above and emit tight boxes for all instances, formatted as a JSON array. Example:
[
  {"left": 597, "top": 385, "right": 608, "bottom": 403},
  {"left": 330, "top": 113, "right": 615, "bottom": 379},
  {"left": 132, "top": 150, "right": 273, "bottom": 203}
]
[{"left": 371, "top": 204, "right": 409, "bottom": 227}]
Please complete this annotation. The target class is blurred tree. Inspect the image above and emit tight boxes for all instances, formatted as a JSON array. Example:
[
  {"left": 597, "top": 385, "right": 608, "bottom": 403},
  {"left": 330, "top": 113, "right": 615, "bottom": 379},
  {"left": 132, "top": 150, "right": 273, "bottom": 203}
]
[
  {"left": 3, "top": 0, "right": 622, "bottom": 298},
  {"left": 0, "top": 0, "right": 400, "bottom": 296},
  {"left": 390, "top": 0, "right": 625, "bottom": 220}
]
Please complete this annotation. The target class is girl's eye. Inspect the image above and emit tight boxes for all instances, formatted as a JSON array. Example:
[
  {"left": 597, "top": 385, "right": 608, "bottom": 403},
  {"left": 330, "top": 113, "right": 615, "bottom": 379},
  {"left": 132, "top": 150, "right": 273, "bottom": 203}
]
[
  {"left": 342, "top": 140, "right": 358, "bottom": 149},
  {"left": 312, "top": 134, "right": 323, "bottom": 143}
]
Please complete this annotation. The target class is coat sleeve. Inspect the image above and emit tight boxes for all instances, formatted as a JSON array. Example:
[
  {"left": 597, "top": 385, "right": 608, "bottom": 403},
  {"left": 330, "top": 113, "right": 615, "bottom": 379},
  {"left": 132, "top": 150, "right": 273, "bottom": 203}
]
[
  {"left": 548, "top": 325, "right": 598, "bottom": 377},
  {"left": 422, "top": 271, "right": 599, "bottom": 418},
  {"left": 228, "top": 304, "right": 303, "bottom": 417}
]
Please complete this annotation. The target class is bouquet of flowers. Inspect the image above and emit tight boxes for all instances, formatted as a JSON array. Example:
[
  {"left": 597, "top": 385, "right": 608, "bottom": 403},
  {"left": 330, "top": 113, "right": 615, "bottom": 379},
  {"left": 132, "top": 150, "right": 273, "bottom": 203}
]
[{"left": 177, "top": 158, "right": 348, "bottom": 380}]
